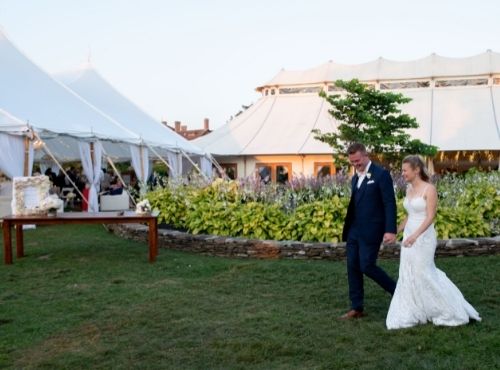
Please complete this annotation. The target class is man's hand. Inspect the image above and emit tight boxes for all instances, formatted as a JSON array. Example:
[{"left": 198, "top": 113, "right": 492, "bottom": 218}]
[{"left": 383, "top": 233, "right": 396, "bottom": 244}]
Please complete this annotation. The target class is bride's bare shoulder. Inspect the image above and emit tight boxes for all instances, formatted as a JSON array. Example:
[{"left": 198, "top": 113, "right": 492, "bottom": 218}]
[{"left": 423, "top": 183, "right": 437, "bottom": 198}]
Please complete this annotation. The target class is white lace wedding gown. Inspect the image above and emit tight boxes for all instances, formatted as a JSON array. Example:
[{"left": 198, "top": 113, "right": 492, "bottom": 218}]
[{"left": 386, "top": 195, "right": 481, "bottom": 330}]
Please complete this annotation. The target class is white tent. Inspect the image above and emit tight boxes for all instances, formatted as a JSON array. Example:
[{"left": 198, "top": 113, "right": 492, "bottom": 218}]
[
  {"left": 0, "top": 109, "right": 30, "bottom": 134},
  {"left": 197, "top": 52, "right": 500, "bottom": 155},
  {"left": 0, "top": 29, "right": 210, "bottom": 211},
  {"left": 53, "top": 63, "right": 213, "bottom": 180},
  {"left": 258, "top": 52, "right": 500, "bottom": 87},
  {"left": 194, "top": 52, "right": 500, "bottom": 179},
  {"left": 254, "top": 52, "right": 500, "bottom": 151},
  {"left": 195, "top": 94, "right": 336, "bottom": 155},
  {"left": 54, "top": 64, "right": 205, "bottom": 156},
  {"left": 0, "top": 109, "right": 34, "bottom": 181},
  {"left": 0, "top": 31, "right": 142, "bottom": 146}
]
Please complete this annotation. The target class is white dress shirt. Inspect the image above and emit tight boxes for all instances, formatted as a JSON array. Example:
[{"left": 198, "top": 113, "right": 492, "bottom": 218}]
[{"left": 356, "top": 161, "right": 372, "bottom": 188}]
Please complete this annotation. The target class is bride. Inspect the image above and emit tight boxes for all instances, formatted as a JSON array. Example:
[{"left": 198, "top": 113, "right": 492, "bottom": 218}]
[{"left": 386, "top": 155, "right": 481, "bottom": 330}]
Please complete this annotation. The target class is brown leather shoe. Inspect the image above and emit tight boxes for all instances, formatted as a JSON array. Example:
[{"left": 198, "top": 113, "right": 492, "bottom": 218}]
[{"left": 338, "top": 309, "right": 365, "bottom": 320}]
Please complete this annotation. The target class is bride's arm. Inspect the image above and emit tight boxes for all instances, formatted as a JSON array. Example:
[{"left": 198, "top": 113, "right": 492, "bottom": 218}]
[
  {"left": 403, "top": 185, "right": 438, "bottom": 247},
  {"left": 397, "top": 187, "right": 410, "bottom": 233}
]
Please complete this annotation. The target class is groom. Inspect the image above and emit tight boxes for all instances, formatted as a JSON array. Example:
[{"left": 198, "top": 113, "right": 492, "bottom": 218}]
[{"left": 340, "top": 143, "right": 397, "bottom": 319}]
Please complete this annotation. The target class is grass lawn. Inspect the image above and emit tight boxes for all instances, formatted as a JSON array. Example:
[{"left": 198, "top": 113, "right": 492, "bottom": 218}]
[{"left": 0, "top": 224, "right": 498, "bottom": 369}]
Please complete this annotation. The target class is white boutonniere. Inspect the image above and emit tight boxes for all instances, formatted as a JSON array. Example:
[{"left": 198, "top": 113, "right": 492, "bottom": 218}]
[{"left": 366, "top": 172, "right": 375, "bottom": 184}]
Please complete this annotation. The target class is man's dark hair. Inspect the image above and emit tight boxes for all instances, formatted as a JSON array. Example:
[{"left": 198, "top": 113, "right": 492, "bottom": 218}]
[{"left": 347, "top": 142, "right": 367, "bottom": 155}]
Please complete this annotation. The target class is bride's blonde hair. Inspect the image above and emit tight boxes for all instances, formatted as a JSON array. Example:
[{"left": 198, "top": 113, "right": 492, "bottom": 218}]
[{"left": 402, "top": 155, "right": 430, "bottom": 182}]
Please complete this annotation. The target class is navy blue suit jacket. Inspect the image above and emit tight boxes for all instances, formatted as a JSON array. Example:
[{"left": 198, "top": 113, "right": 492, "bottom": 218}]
[{"left": 342, "top": 163, "right": 397, "bottom": 243}]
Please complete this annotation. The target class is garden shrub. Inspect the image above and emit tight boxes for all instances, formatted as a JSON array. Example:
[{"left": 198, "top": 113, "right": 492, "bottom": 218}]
[{"left": 145, "top": 171, "right": 499, "bottom": 241}]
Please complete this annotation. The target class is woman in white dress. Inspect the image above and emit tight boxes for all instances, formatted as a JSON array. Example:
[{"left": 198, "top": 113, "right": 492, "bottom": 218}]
[{"left": 386, "top": 155, "right": 481, "bottom": 330}]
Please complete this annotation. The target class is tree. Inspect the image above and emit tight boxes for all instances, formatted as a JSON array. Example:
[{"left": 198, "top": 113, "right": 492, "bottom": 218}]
[{"left": 313, "top": 79, "right": 438, "bottom": 168}]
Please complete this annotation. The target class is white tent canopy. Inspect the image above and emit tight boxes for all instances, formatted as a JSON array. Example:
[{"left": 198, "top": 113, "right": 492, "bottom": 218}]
[
  {"left": 54, "top": 64, "right": 205, "bottom": 156},
  {"left": 0, "top": 109, "right": 29, "bottom": 134},
  {"left": 194, "top": 94, "right": 336, "bottom": 155},
  {"left": 197, "top": 52, "right": 500, "bottom": 155},
  {"left": 0, "top": 29, "right": 211, "bottom": 184},
  {"left": 0, "top": 31, "right": 143, "bottom": 145},
  {"left": 257, "top": 51, "right": 500, "bottom": 89}
]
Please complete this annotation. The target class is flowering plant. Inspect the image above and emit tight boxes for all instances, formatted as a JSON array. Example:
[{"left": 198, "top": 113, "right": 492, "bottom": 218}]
[
  {"left": 39, "top": 194, "right": 63, "bottom": 212},
  {"left": 135, "top": 199, "right": 151, "bottom": 214},
  {"left": 366, "top": 172, "right": 372, "bottom": 180}
]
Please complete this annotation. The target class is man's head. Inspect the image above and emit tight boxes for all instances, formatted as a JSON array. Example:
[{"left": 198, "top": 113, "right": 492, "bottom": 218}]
[{"left": 347, "top": 143, "right": 370, "bottom": 173}]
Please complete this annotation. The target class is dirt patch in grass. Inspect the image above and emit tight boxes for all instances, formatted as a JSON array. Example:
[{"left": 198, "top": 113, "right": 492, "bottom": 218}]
[{"left": 14, "top": 323, "right": 103, "bottom": 368}]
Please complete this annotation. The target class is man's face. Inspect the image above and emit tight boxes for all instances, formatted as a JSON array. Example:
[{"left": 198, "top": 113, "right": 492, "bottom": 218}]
[{"left": 348, "top": 151, "right": 369, "bottom": 173}]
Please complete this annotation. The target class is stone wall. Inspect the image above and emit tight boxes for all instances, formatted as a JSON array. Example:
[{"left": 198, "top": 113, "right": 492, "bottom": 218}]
[{"left": 107, "top": 224, "right": 500, "bottom": 260}]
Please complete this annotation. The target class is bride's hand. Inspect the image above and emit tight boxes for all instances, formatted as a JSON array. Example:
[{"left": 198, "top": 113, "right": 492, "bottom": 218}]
[{"left": 403, "top": 235, "right": 417, "bottom": 248}]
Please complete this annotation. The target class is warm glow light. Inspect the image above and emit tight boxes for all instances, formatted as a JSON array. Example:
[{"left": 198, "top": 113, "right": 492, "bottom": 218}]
[{"left": 33, "top": 139, "right": 44, "bottom": 150}]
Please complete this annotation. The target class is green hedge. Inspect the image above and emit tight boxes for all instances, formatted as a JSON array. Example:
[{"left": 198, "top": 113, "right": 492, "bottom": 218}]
[{"left": 146, "top": 171, "right": 499, "bottom": 242}]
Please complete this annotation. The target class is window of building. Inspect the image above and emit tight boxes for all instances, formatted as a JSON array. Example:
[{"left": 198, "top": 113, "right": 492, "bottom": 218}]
[
  {"left": 220, "top": 163, "right": 237, "bottom": 180},
  {"left": 435, "top": 78, "right": 488, "bottom": 87},
  {"left": 493, "top": 78, "right": 500, "bottom": 85},
  {"left": 271, "top": 89, "right": 276, "bottom": 95},
  {"left": 256, "top": 163, "right": 292, "bottom": 184},
  {"left": 379, "top": 81, "right": 430, "bottom": 90},
  {"left": 279, "top": 86, "right": 322, "bottom": 94},
  {"left": 265, "top": 90, "right": 269, "bottom": 96},
  {"left": 328, "top": 83, "right": 374, "bottom": 92},
  {"left": 257, "top": 164, "right": 272, "bottom": 184},
  {"left": 314, "top": 162, "right": 335, "bottom": 178},
  {"left": 328, "top": 85, "right": 344, "bottom": 92},
  {"left": 276, "top": 165, "right": 290, "bottom": 184}
]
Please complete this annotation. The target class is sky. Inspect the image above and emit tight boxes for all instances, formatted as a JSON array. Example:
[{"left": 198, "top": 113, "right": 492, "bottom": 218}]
[{"left": 0, "top": 0, "right": 499, "bottom": 130}]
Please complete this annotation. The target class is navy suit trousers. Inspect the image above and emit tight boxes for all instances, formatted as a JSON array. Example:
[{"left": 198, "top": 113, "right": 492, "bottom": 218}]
[{"left": 346, "top": 227, "right": 396, "bottom": 312}]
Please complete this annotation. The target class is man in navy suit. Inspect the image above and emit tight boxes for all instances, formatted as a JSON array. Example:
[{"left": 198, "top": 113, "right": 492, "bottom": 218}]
[{"left": 340, "top": 143, "right": 397, "bottom": 319}]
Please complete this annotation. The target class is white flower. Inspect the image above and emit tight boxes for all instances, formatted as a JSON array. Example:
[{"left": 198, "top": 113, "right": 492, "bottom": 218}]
[
  {"left": 39, "top": 194, "right": 63, "bottom": 211},
  {"left": 366, "top": 172, "right": 372, "bottom": 180},
  {"left": 135, "top": 199, "right": 151, "bottom": 214}
]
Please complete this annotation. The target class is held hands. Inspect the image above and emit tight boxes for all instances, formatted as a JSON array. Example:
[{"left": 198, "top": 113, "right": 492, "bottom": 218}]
[{"left": 383, "top": 233, "right": 397, "bottom": 244}]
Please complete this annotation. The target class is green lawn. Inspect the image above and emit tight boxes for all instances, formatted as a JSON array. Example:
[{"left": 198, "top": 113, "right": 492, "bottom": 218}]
[{"left": 0, "top": 224, "right": 498, "bottom": 369}]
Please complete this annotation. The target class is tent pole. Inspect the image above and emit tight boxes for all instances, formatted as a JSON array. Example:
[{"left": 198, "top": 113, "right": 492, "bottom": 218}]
[
  {"left": 100, "top": 145, "right": 137, "bottom": 207},
  {"left": 90, "top": 142, "right": 95, "bottom": 167},
  {"left": 179, "top": 148, "right": 208, "bottom": 181},
  {"left": 23, "top": 136, "right": 30, "bottom": 176},
  {"left": 426, "top": 157, "right": 435, "bottom": 175},
  {"left": 208, "top": 153, "right": 229, "bottom": 180},
  {"left": 32, "top": 133, "right": 86, "bottom": 200},
  {"left": 145, "top": 144, "right": 175, "bottom": 173},
  {"left": 139, "top": 145, "right": 145, "bottom": 182}
]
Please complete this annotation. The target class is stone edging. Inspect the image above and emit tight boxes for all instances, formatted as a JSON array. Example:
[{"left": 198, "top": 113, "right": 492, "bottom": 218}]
[{"left": 106, "top": 224, "right": 500, "bottom": 260}]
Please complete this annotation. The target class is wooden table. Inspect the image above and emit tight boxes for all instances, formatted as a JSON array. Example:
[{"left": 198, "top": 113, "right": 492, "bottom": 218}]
[{"left": 2, "top": 212, "right": 158, "bottom": 264}]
